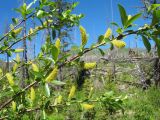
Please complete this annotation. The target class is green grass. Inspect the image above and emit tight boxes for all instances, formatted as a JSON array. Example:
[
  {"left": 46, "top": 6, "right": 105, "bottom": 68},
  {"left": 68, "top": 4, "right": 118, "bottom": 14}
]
[{"left": 24, "top": 61, "right": 160, "bottom": 120}]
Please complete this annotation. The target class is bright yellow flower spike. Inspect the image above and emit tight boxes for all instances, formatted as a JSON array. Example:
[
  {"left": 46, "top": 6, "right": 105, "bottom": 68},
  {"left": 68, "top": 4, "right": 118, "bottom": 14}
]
[
  {"left": 55, "top": 38, "right": 61, "bottom": 54},
  {"left": 128, "top": 15, "right": 132, "bottom": 20},
  {"left": 13, "top": 63, "right": 18, "bottom": 73},
  {"left": 0, "top": 68, "right": 3, "bottom": 77},
  {"left": 30, "top": 87, "right": 35, "bottom": 102},
  {"left": 14, "top": 49, "right": 24, "bottom": 53},
  {"left": 16, "top": 54, "right": 20, "bottom": 63},
  {"left": 57, "top": 95, "right": 62, "bottom": 104},
  {"left": 84, "top": 62, "right": 96, "bottom": 70},
  {"left": 81, "top": 103, "right": 94, "bottom": 110},
  {"left": 111, "top": 39, "right": 126, "bottom": 48},
  {"left": 43, "top": 20, "right": 53, "bottom": 26},
  {"left": 6, "top": 73, "right": 14, "bottom": 86},
  {"left": 12, "top": 101, "right": 16, "bottom": 111},
  {"left": 29, "top": 28, "right": 34, "bottom": 35},
  {"left": 68, "top": 85, "right": 76, "bottom": 100},
  {"left": 14, "top": 27, "right": 23, "bottom": 35},
  {"left": 32, "top": 63, "right": 39, "bottom": 72},
  {"left": 45, "top": 67, "right": 58, "bottom": 82},
  {"left": 104, "top": 28, "right": 112, "bottom": 38},
  {"left": 80, "top": 26, "right": 87, "bottom": 46},
  {"left": 34, "top": 26, "right": 43, "bottom": 31}
]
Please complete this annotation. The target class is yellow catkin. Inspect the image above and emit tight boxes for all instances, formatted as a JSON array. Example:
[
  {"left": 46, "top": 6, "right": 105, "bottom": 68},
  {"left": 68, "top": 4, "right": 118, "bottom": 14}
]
[
  {"left": 16, "top": 54, "right": 20, "bottom": 63},
  {"left": 6, "top": 73, "right": 14, "bottom": 86},
  {"left": 55, "top": 38, "right": 61, "bottom": 54},
  {"left": 128, "top": 15, "right": 132, "bottom": 20},
  {"left": 104, "top": 28, "right": 112, "bottom": 38},
  {"left": 13, "top": 63, "right": 18, "bottom": 73},
  {"left": 14, "top": 27, "right": 23, "bottom": 35},
  {"left": 54, "top": 95, "right": 63, "bottom": 105},
  {"left": 81, "top": 103, "right": 94, "bottom": 110},
  {"left": 45, "top": 67, "right": 58, "bottom": 82},
  {"left": 88, "top": 87, "right": 94, "bottom": 98},
  {"left": 79, "top": 26, "right": 87, "bottom": 46},
  {"left": 14, "top": 49, "right": 24, "bottom": 53},
  {"left": 84, "top": 62, "right": 96, "bottom": 70},
  {"left": 68, "top": 85, "right": 76, "bottom": 100},
  {"left": 32, "top": 63, "right": 39, "bottom": 72},
  {"left": 43, "top": 20, "right": 53, "bottom": 26},
  {"left": 12, "top": 101, "right": 16, "bottom": 111},
  {"left": 0, "top": 68, "right": 3, "bottom": 77},
  {"left": 30, "top": 87, "right": 35, "bottom": 102},
  {"left": 57, "top": 95, "right": 62, "bottom": 104},
  {"left": 34, "top": 26, "right": 43, "bottom": 31},
  {"left": 10, "top": 24, "right": 14, "bottom": 29},
  {"left": 29, "top": 28, "right": 34, "bottom": 35},
  {"left": 111, "top": 39, "right": 126, "bottom": 48}
]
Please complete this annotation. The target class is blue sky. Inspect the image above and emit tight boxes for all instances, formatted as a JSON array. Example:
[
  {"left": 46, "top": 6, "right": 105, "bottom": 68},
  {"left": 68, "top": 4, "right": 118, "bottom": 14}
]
[
  {"left": 73, "top": 0, "right": 151, "bottom": 48},
  {"left": 0, "top": 0, "right": 152, "bottom": 59}
]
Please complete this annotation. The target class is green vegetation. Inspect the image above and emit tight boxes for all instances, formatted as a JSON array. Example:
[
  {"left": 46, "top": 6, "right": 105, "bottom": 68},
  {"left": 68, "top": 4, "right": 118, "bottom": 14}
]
[{"left": 0, "top": 0, "right": 160, "bottom": 119}]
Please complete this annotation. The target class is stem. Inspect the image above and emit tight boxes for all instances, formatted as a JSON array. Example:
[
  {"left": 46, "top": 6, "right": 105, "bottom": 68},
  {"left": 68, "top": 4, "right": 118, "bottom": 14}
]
[
  {"left": 0, "top": 13, "right": 35, "bottom": 42},
  {"left": 0, "top": 81, "right": 38, "bottom": 111},
  {"left": 0, "top": 26, "right": 150, "bottom": 112},
  {"left": 59, "top": 27, "right": 149, "bottom": 68},
  {"left": 0, "top": 31, "right": 36, "bottom": 54}
]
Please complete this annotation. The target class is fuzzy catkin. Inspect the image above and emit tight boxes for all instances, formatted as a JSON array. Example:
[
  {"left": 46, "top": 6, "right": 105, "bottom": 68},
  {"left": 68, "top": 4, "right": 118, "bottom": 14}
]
[{"left": 45, "top": 67, "right": 58, "bottom": 82}]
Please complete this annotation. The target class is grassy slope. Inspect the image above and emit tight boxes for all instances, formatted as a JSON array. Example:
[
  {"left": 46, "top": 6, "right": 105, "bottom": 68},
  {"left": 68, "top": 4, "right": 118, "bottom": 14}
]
[{"left": 45, "top": 60, "right": 160, "bottom": 120}]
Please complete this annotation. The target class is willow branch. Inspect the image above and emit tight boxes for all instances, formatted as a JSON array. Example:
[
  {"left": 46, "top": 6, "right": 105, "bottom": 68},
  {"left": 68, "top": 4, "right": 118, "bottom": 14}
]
[
  {"left": 0, "top": 26, "right": 150, "bottom": 112},
  {"left": 59, "top": 27, "right": 149, "bottom": 68},
  {"left": 0, "top": 13, "right": 35, "bottom": 42},
  {"left": 0, "top": 81, "right": 38, "bottom": 111},
  {"left": 0, "top": 32, "right": 36, "bottom": 54}
]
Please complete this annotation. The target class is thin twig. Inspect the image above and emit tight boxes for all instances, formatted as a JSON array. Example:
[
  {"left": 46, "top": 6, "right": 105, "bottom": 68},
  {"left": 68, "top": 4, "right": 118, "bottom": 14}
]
[
  {"left": 0, "top": 25, "right": 150, "bottom": 112},
  {"left": 0, "top": 81, "right": 38, "bottom": 111},
  {"left": 0, "top": 13, "right": 35, "bottom": 42}
]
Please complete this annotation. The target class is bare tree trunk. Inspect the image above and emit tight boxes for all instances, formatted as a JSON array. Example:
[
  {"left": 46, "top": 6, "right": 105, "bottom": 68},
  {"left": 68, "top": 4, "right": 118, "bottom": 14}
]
[
  {"left": 58, "top": 29, "right": 64, "bottom": 81},
  {"left": 22, "top": 19, "right": 29, "bottom": 87},
  {"left": 4, "top": 24, "right": 9, "bottom": 72},
  {"left": 6, "top": 53, "right": 9, "bottom": 72}
]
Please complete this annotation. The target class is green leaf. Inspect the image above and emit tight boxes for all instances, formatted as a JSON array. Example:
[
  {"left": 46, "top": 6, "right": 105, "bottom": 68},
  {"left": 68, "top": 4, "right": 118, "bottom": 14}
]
[
  {"left": 111, "top": 22, "right": 119, "bottom": 27},
  {"left": 72, "top": 2, "right": 79, "bottom": 9},
  {"left": 126, "top": 13, "right": 142, "bottom": 28},
  {"left": 110, "top": 42, "right": 114, "bottom": 50},
  {"left": 104, "top": 38, "right": 110, "bottom": 43},
  {"left": 51, "top": 45, "right": 59, "bottom": 62},
  {"left": 27, "top": 0, "right": 37, "bottom": 10},
  {"left": 41, "top": 0, "right": 47, "bottom": 4},
  {"left": 51, "top": 80, "right": 66, "bottom": 86},
  {"left": 148, "top": 4, "right": 160, "bottom": 12},
  {"left": 118, "top": 4, "right": 128, "bottom": 27},
  {"left": 12, "top": 18, "right": 18, "bottom": 25},
  {"left": 37, "top": 10, "right": 44, "bottom": 18},
  {"left": 14, "top": 8, "right": 22, "bottom": 14},
  {"left": 98, "top": 35, "right": 104, "bottom": 44},
  {"left": 6, "top": 51, "right": 12, "bottom": 57},
  {"left": 142, "top": 36, "right": 151, "bottom": 52},
  {"left": 151, "top": 10, "right": 160, "bottom": 26},
  {"left": 116, "top": 28, "right": 123, "bottom": 34},
  {"left": 42, "top": 110, "right": 46, "bottom": 119},
  {"left": 152, "top": 37, "right": 160, "bottom": 57},
  {"left": 45, "top": 83, "right": 50, "bottom": 97},
  {"left": 104, "top": 91, "right": 114, "bottom": 97},
  {"left": 98, "top": 48, "right": 105, "bottom": 56}
]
